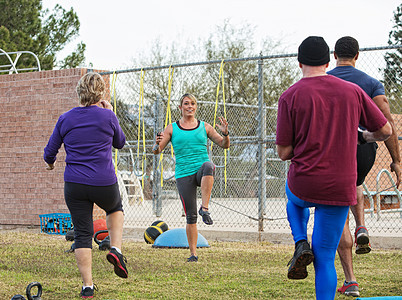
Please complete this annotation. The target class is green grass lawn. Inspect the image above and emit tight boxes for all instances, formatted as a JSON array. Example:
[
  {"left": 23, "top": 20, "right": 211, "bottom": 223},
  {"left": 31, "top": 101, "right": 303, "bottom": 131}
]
[{"left": 0, "top": 231, "right": 401, "bottom": 299}]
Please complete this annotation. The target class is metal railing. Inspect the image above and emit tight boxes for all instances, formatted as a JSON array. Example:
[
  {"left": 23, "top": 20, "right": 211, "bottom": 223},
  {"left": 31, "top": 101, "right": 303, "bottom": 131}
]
[{"left": 0, "top": 48, "right": 41, "bottom": 74}]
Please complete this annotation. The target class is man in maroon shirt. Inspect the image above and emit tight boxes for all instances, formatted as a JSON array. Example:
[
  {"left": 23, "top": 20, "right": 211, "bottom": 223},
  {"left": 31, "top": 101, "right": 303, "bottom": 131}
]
[{"left": 276, "top": 36, "right": 391, "bottom": 299}]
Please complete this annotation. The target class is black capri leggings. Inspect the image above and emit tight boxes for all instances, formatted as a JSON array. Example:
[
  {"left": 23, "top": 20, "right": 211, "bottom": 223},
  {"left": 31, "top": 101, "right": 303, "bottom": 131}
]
[
  {"left": 64, "top": 182, "right": 123, "bottom": 249},
  {"left": 356, "top": 142, "right": 378, "bottom": 186},
  {"left": 176, "top": 161, "right": 215, "bottom": 224}
]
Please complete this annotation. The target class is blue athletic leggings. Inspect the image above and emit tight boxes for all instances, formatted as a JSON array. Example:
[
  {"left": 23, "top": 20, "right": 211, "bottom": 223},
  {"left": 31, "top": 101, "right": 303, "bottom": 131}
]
[{"left": 286, "top": 182, "right": 349, "bottom": 300}]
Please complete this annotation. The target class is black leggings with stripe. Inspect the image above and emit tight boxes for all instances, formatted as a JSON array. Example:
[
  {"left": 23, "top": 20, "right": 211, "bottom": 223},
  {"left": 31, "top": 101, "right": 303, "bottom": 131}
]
[
  {"left": 175, "top": 162, "right": 215, "bottom": 224},
  {"left": 64, "top": 182, "right": 123, "bottom": 248}
]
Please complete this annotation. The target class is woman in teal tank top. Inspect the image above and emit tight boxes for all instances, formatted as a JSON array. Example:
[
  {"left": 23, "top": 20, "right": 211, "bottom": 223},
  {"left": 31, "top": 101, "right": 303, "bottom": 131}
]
[{"left": 152, "top": 93, "right": 230, "bottom": 262}]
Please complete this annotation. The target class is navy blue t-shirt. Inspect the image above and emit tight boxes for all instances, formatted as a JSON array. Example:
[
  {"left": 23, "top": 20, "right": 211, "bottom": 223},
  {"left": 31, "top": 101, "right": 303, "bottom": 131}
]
[{"left": 327, "top": 66, "right": 385, "bottom": 98}]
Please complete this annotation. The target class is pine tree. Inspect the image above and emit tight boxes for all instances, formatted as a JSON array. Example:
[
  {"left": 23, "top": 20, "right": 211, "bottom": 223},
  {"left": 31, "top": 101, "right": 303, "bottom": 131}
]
[
  {"left": 0, "top": 0, "right": 86, "bottom": 71},
  {"left": 384, "top": 3, "right": 402, "bottom": 113}
]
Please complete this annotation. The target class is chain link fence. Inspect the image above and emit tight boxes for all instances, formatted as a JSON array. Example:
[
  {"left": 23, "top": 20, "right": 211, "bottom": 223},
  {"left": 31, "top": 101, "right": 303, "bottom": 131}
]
[{"left": 99, "top": 46, "right": 402, "bottom": 235}]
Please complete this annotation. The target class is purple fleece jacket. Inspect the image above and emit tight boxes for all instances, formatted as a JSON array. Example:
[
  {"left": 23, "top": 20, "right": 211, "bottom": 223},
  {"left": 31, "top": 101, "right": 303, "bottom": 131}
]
[{"left": 44, "top": 105, "right": 125, "bottom": 186}]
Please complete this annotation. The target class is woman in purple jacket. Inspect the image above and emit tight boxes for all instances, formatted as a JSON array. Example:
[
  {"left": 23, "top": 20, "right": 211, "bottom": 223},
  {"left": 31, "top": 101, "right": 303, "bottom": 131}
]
[{"left": 44, "top": 72, "right": 127, "bottom": 298}]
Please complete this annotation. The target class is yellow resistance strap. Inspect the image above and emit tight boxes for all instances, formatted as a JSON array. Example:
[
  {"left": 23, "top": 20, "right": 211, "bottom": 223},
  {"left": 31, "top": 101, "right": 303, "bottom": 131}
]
[
  {"left": 112, "top": 71, "right": 118, "bottom": 175},
  {"left": 158, "top": 66, "right": 174, "bottom": 187},
  {"left": 136, "top": 69, "right": 146, "bottom": 201},
  {"left": 211, "top": 60, "right": 228, "bottom": 192}
]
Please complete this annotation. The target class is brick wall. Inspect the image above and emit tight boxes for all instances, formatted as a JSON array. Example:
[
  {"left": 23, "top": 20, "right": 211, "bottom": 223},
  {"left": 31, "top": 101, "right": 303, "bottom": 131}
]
[
  {"left": 0, "top": 69, "right": 108, "bottom": 227},
  {"left": 365, "top": 114, "right": 402, "bottom": 191}
]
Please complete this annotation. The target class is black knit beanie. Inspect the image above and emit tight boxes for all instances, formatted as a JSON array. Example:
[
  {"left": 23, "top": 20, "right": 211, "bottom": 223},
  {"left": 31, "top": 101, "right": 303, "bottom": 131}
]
[{"left": 298, "top": 36, "right": 330, "bottom": 66}]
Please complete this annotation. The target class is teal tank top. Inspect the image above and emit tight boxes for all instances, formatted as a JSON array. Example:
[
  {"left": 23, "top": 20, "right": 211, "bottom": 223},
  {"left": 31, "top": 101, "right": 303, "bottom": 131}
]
[{"left": 171, "top": 120, "right": 210, "bottom": 179}]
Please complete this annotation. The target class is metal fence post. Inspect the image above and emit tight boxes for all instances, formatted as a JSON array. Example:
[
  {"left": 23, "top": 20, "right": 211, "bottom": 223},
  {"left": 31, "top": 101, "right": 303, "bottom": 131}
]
[
  {"left": 153, "top": 95, "right": 163, "bottom": 217},
  {"left": 257, "top": 55, "right": 267, "bottom": 235}
]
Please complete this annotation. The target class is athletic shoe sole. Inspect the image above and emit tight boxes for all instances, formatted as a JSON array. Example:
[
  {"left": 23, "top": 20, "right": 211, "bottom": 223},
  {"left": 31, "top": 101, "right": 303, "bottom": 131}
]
[
  {"left": 343, "top": 290, "right": 360, "bottom": 297},
  {"left": 356, "top": 243, "right": 371, "bottom": 254},
  {"left": 356, "top": 232, "right": 369, "bottom": 245},
  {"left": 287, "top": 251, "right": 314, "bottom": 280},
  {"left": 356, "top": 231, "right": 371, "bottom": 254},
  {"left": 107, "top": 252, "right": 128, "bottom": 278}
]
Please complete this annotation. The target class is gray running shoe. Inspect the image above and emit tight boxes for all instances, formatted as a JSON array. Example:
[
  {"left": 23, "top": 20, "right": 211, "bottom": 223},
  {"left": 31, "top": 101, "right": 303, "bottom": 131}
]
[
  {"left": 355, "top": 226, "right": 371, "bottom": 254},
  {"left": 337, "top": 281, "right": 360, "bottom": 297}
]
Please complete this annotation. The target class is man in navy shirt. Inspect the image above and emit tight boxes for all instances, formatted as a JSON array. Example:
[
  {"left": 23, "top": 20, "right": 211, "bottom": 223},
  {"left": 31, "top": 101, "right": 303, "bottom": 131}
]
[{"left": 328, "top": 36, "right": 401, "bottom": 297}]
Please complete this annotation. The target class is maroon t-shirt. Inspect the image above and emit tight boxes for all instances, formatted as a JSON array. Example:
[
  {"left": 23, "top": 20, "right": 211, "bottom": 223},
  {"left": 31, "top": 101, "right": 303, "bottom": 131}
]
[{"left": 276, "top": 75, "right": 387, "bottom": 206}]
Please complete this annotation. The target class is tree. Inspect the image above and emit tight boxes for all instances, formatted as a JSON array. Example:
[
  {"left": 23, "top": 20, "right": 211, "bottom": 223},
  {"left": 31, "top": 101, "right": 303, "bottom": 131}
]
[
  {"left": 117, "top": 19, "right": 298, "bottom": 148},
  {"left": 111, "top": 20, "right": 298, "bottom": 198},
  {"left": 201, "top": 19, "right": 298, "bottom": 165},
  {"left": 204, "top": 20, "right": 297, "bottom": 106},
  {"left": 383, "top": 3, "right": 402, "bottom": 113},
  {"left": 200, "top": 21, "right": 299, "bottom": 197},
  {"left": 0, "top": 0, "right": 85, "bottom": 70}
]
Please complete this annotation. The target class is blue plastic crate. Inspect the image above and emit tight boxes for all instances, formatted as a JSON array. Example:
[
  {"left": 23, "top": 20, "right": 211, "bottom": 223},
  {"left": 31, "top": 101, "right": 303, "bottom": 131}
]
[{"left": 39, "top": 213, "right": 73, "bottom": 235}]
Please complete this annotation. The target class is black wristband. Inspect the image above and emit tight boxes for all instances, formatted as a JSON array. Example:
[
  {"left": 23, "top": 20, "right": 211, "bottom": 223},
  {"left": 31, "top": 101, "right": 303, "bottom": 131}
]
[
  {"left": 222, "top": 131, "right": 229, "bottom": 136},
  {"left": 358, "top": 131, "right": 367, "bottom": 144}
]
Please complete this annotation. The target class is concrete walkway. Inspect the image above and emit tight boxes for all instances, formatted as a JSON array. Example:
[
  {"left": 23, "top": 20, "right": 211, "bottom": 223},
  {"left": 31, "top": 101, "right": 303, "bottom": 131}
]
[{"left": 122, "top": 197, "right": 402, "bottom": 249}]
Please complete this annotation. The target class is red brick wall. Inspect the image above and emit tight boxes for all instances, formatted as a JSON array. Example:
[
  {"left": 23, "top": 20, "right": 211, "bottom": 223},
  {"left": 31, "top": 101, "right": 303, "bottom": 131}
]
[
  {"left": 0, "top": 69, "right": 107, "bottom": 227},
  {"left": 365, "top": 114, "right": 402, "bottom": 191}
]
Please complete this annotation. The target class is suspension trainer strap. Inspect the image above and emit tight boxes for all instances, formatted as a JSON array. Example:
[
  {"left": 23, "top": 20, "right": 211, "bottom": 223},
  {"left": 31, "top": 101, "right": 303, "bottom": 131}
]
[
  {"left": 211, "top": 60, "right": 224, "bottom": 150},
  {"left": 167, "top": 66, "right": 174, "bottom": 159},
  {"left": 159, "top": 66, "right": 175, "bottom": 187},
  {"left": 211, "top": 60, "right": 228, "bottom": 192}
]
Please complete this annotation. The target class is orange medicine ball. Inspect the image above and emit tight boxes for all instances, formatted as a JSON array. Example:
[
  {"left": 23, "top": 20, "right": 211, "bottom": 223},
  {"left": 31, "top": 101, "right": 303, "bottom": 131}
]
[{"left": 93, "top": 219, "right": 108, "bottom": 240}]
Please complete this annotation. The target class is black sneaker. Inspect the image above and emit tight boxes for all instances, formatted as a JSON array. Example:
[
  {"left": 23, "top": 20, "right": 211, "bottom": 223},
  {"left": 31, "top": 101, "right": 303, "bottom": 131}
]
[
  {"left": 355, "top": 226, "right": 371, "bottom": 254},
  {"left": 187, "top": 255, "right": 198, "bottom": 262},
  {"left": 80, "top": 284, "right": 97, "bottom": 299},
  {"left": 107, "top": 248, "right": 128, "bottom": 278},
  {"left": 198, "top": 206, "right": 213, "bottom": 225},
  {"left": 287, "top": 240, "right": 314, "bottom": 280}
]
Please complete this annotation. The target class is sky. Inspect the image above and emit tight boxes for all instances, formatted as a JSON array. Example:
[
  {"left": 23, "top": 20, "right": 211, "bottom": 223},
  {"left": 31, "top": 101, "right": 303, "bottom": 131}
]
[{"left": 42, "top": 0, "right": 401, "bottom": 71}]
